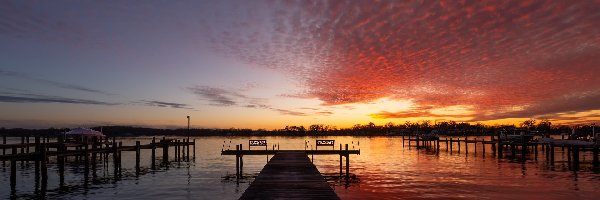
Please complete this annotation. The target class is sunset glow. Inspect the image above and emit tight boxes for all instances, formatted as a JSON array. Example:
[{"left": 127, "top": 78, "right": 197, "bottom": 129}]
[{"left": 1, "top": 0, "right": 599, "bottom": 129}]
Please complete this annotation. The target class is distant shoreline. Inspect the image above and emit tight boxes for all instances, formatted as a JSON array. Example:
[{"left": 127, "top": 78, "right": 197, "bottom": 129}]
[{"left": 1, "top": 124, "right": 591, "bottom": 137}]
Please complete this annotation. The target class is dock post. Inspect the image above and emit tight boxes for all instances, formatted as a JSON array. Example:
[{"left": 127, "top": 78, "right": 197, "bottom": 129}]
[
  {"left": 10, "top": 147, "right": 17, "bottom": 193},
  {"left": 339, "top": 144, "right": 342, "bottom": 177},
  {"left": 34, "top": 136, "right": 40, "bottom": 190},
  {"left": 135, "top": 141, "right": 141, "bottom": 176},
  {"left": 187, "top": 138, "right": 190, "bottom": 162},
  {"left": 58, "top": 135, "right": 65, "bottom": 186},
  {"left": 162, "top": 137, "right": 169, "bottom": 164},
  {"left": 402, "top": 135, "right": 405, "bottom": 148},
  {"left": 482, "top": 139, "right": 486, "bottom": 157},
  {"left": 84, "top": 141, "right": 89, "bottom": 184},
  {"left": 118, "top": 142, "right": 122, "bottom": 175},
  {"left": 40, "top": 144, "right": 47, "bottom": 186},
  {"left": 345, "top": 144, "right": 349, "bottom": 181},
  {"left": 151, "top": 137, "right": 156, "bottom": 170},
  {"left": 449, "top": 138, "right": 453, "bottom": 152},
  {"left": 20, "top": 136, "right": 24, "bottom": 167},
  {"left": 593, "top": 145, "right": 599, "bottom": 168},
  {"left": 193, "top": 139, "right": 196, "bottom": 160},
  {"left": 550, "top": 143, "right": 555, "bottom": 165},
  {"left": 545, "top": 144, "right": 550, "bottom": 161},
  {"left": 175, "top": 140, "right": 179, "bottom": 162},
  {"left": 236, "top": 145, "right": 240, "bottom": 178},
  {"left": 534, "top": 144, "right": 538, "bottom": 160},
  {"left": 498, "top": 141, "right": 503, "bottom": 158},
  {"left": 436, "top": 138, "right": 440, "bottom": 152},
  {"left": 561, "top": 135, "right": 565, "bottom": 151},
  {"left": 240, "top": 144, "right": 243, "bottom": 176},
  {"left": 521, "top": 143, "right": 527, "bottom": 161},
  {"left": 573, "top": 146, "right": 579, "bottom": 170},
  {"left": 113, "top": 140, "right": 118, "bottom": 178},
  {"left": 2, "top": 135, "right": 6, "bottom": 166},
  {"left": 465, "top": 138, "right": 469, "bottom": 154},
  {"left": 416, "top": 135, "right": 420, "bottom": 149},
  {"left": 91, "top": 138, "right": 97, "bottom": 179},
  {"left": 446, "top": 139, "right": 449, "bottom": 151},
  {"left": 511, "top": 144, "right": 516, "bottom": 159},
  {"left": 458, "top": 137, "right": 461, "bottom": 153},
  {"left": 567, "top": 145, "right": 572, "bottom": 168},
  {"left": 474, "top": 138, "right": 477, "bottom": 154}
]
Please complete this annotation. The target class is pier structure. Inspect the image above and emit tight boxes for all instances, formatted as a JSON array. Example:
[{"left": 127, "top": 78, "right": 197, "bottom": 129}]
[
  {"left": 0, "top": 135, "right": 195, "bottom": 196},
  {"left": 222, "top": 140, "right": 360, "bottom": 184},
  {"left": 402, "top": 134, "right": 600, "bottom": 170},
  {"left": 239, "top": 151, "right": 340, "bottom": 200}
]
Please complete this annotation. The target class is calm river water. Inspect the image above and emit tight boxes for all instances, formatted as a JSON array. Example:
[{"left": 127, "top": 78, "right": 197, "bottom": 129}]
[{"left": 1, "top": 136, "right": 600, "bottom": 199}]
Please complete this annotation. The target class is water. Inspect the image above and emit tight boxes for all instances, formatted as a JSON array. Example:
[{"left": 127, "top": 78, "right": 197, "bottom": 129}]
[{"left": 1, "top": 136, "right": 600, "bottom": 199}]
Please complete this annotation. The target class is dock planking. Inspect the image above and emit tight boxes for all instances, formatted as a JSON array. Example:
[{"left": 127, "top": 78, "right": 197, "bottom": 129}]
[{"left": 239, "top": 151, "right": 340, "bottom": 200}]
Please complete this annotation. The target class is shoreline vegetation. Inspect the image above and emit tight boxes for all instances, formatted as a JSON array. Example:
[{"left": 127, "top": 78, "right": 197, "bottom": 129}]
[{"left": 0, "top": 120, "right": 596, "bottom": 137}]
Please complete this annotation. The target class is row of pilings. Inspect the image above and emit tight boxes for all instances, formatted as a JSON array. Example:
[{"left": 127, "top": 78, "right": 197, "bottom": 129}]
[
  {"left": 402, "top": 135, "right": 600, "bottom": 170},
  {"left": 0, "top": 135, "right": 195, "bottom": 198}
]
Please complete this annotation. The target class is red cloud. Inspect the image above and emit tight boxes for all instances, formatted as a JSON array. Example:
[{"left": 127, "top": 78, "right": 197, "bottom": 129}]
[{"left": 205, "top": 0, "right": 600, "bottom": 121}]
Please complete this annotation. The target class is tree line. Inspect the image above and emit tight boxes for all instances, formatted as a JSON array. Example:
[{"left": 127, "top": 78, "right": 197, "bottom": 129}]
[{"left": 0, "top": 119, "right": 596, "bottom": 137}]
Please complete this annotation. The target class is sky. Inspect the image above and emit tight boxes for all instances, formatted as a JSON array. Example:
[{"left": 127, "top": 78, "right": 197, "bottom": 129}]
[{"left": 1, "top": 0, "right": 599, "bottom": 129}]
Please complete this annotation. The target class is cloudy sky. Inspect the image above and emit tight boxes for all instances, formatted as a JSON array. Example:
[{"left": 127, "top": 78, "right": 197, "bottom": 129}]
[{"left": 1, "top": 0, "right": 599, "bottom": 129}]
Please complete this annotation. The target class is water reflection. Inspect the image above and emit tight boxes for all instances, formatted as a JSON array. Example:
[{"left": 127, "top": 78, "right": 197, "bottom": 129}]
[{"left": 1, "top": 136, "right": 600, "bottom": 199}]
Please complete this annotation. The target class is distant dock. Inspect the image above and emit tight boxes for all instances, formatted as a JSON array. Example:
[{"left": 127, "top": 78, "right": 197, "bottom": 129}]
[
  {"left": 0, "top": 135, "right": 195, "bottom": 197},
  {"left": 239, "top": 151, "right": 340, "bottom": 200}
]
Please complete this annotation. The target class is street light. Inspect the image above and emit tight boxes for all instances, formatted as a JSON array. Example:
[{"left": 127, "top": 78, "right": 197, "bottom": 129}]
[{"left": 187, "top": 116, "right": 190, "bottom": 141}]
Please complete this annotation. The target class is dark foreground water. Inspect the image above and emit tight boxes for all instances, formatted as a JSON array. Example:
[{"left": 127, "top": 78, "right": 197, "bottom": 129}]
[{"left": 1, "top": 136, "right": 600, "bottom": 199}]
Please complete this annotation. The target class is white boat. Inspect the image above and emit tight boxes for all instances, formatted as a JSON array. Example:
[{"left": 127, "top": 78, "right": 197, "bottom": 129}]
[{"left": 65, "top": 127, "right": 105, "bottom": 142}]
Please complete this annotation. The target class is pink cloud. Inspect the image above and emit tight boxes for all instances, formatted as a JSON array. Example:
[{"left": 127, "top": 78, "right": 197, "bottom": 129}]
[{"left": 204, "top": 0, "right": 600, "bottom": 121}]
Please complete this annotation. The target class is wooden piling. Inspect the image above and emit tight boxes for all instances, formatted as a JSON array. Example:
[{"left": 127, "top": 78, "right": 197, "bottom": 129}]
[
  {"left": 84, "top": 141, "right": 89, "bottom": 183},
  {"left": 135, "top": 141, "right": 141, "bottom": 176},
  {"left": 236, "top": 145, "right": 240, "bottom": 178},
  {"left": 162, "top": 137, "right": 169, "bottom": 164},
  {"left": 567, "top": 145, "right": 572, "bottom": 167},
  {"left": 345, "top": 144, "right": 349, "bottom": 180},
  {"left": 2, "top": 135, "right": 6, "bottom": 166},
  {"left": 151, "top": 137, "right": 156, "bottom": 170},
  {"left": 474, "top": 138, "right": 477, "bottom": 154},
  {"left": 446, "top": 139, "right": 449, "bottom": 151},
  {"left": 339, "top": 144, "right": 342, "bottom": 176},
  {"left": 10, "top": 147, "right": 17, "bottom": 192},
  {"left": 550, "top": 143, "right": 555, "bottom": 165},
  {"left": 187, "top": 138, "right": 190, "bottom": 162},
  {"left": 593, "top": 145, "right": 599, "bottom": 168},
  {"left": 573, "top": 146, "right": 579, "bottom": 170},
  {"left": 113, "top": 140, "right": 119, "bottom": 178},
  {"left": 458, "top": 137, "right": 461, "bottom": 153},
  {"left": 58, "top": 135, "right": 65, "bottom": 186},
  {"left": 240, "top": 144, "right": 244, "bottom": 177},
  {"left": 511, "top": 144, "right": 516, "bottom": 159},
  {"left": 402, "top": 135, "right": 405, "bottom": 148},
  {"left": 534, "top": 144, "right": 538, "bottom": 160},
  {"left": 91, "top": 138, "right": 97, "bottom": 178},
  {"left": 498, "top": 141, "right": 503, "bottom": 158},
  {"left": 40, "top": 145, "right": 48, "bottom": 185},
  {"left": 193, "top": 139, "right": 196, "bottom": 160},
  {"left": 449, "top": 138, "right": 453, "bottom": 152},
  {"left": 521, "top": 144, "right": 526, "bottom": 161}
]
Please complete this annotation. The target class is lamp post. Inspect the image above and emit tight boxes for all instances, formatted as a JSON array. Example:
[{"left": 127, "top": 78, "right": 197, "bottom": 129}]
[{"left": 187, "top": 116, "right": 190, "bottom": 142}]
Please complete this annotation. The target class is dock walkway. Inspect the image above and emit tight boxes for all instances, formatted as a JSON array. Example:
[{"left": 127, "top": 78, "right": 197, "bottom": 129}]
[{"left": 239, "top": 151, "right": 340, "bottom": 200}]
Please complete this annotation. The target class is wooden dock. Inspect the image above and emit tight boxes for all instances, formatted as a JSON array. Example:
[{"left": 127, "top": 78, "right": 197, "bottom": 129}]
[
  {"left": 1, "top": 135, "right": 195, "bottom": 197},
  {"left": 239, "top": 151, "right": 340, "bottom": 200}
]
